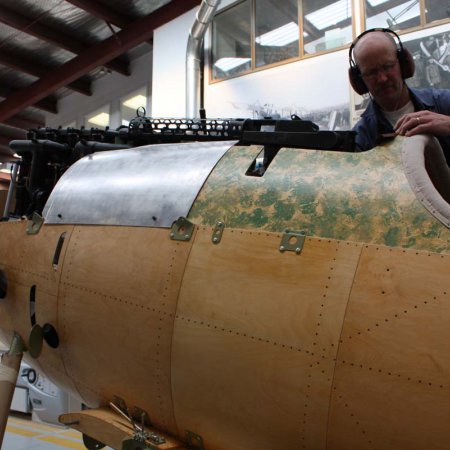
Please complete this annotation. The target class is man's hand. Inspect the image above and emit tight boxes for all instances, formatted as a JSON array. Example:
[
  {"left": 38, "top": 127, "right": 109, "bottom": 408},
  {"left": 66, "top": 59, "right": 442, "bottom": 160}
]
[{"left": 395, "top": 110, "right": 450, "bottom": 137}]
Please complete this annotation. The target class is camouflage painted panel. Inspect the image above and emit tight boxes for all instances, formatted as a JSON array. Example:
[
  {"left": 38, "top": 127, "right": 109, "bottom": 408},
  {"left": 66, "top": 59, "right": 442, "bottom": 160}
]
[{"left": 188, "top": 137, "right": 450, "bottom": 253}]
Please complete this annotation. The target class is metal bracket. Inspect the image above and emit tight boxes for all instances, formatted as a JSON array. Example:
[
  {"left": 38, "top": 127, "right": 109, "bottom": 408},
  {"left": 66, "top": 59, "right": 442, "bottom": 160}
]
[
  {"left": 9, "top": 332, "right": 26, "bottom": 355},
  {"left": 111, "top": 399, "right": 166, "bottom": 450},
  {"left": 111, "top": 396, "right": 129, "bottom": 417},
  {"left": 131, "top": 406, "right": 150, "bottom": 428},
  {"left": 122, "top": 431, "right": 165, "bottom": 450},
  {"left": 279, "top": 230, "right": 306, "bottom": 255},
  {"left": 146, "top": 432, "right": 165, "bottom": 447},
  {"left": 170, "top": 217, "right": 195, "bottom": 241},
  {"left": 26, "top": 212, "right": 44, "bottom": 235},
  {"left": 211, "top": 221, "right": 225, "bottom": 244},
  {"left": 185, "top": 430, "right": 205, "bottom": 450}
]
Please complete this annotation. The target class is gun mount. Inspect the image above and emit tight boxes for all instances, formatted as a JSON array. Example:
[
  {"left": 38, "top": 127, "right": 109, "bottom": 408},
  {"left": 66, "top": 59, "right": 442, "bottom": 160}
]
[{"left": 3, "top": 116, "right": 355, "bottom": 219}]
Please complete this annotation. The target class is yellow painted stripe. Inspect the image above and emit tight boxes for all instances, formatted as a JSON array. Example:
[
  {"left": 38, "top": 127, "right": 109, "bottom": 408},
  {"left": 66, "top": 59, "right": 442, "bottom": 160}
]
[
  {"left": 39, "top": 435, "right": 86, "bottom": 449},
  {"left": 5, "top": 424, "right": 40, "bottom": 437},
  {"left": 29, "top": 422, "right": 65, "bottom": 432},
  {"left": 8, "top": 417, "right": 61, "bottom": 432},
  {"left": 59, "top": 429, "right": 83, "bottom": 439},
  {"left": 7, "top": 417, "right": 28, "bottom": 426}
]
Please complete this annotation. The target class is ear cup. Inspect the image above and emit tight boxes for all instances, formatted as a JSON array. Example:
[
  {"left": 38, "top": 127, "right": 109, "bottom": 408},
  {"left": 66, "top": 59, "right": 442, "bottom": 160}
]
[
  {"left": 348, "top": 66, "right": 369, "bottom": 95},
  {"left": 398, "top": 47, "right": 415, "bottom": 79}
]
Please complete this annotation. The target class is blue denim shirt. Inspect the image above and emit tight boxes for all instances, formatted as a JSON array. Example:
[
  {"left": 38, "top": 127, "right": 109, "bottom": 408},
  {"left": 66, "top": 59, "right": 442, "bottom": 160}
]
[{"left": 353, "top": 87, "right": 450, "bottom": 164}]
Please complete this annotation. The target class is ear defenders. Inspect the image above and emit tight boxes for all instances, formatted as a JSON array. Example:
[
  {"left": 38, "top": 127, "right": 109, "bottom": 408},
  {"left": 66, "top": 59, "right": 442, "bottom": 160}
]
[{"left": 348, "top": 28, "right": 415, "bottom": 95}]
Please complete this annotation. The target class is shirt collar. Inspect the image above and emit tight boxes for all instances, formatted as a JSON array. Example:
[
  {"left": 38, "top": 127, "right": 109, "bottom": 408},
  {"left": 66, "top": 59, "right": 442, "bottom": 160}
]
[{"left": 408, "top": 88, "right": 434, "bottom": 111}]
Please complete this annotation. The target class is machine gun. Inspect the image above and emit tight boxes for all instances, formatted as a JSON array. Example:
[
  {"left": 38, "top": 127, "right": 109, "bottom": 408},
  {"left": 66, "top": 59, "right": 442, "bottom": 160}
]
[
  {"left": 3, "top": 115, "right": 356, "bottom": 219},
  {"left": 121, "top": 114, "right": 355, "bottom": 150}
]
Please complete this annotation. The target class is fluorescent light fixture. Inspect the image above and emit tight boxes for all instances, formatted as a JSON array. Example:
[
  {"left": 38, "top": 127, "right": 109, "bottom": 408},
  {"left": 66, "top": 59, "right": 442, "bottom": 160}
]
[
  {"left": 214, "top": 57, "right": 251, "bottom": 72},
  {"left": 123, "top": 94, "right": 147, "bottom": 110},
  {"left": 256, "top": 21, "right": 299, "bottom": 47},
  {"left": 367, "top": 0, "right": 389, "bottom": 6},
  {"left": 305, "top": 0, "right": 351, "bottom": 30},
  {"left": 87, "top": 112, "right": 109, "bottom": 127}
]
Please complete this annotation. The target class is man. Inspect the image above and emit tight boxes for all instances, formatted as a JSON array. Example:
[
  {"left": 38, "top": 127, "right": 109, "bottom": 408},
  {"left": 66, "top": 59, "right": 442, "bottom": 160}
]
[{"left": 349, "top": 28, "right": 450, "bottom": 165}]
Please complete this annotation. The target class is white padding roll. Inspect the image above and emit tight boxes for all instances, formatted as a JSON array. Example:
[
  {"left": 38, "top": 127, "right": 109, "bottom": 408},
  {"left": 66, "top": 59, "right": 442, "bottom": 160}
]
[
  {"left": 0, "top": 365, "right": 18, "bottom": 384},
  {"left": 402, "top": 134, "right": 450, "bottom": 228}
]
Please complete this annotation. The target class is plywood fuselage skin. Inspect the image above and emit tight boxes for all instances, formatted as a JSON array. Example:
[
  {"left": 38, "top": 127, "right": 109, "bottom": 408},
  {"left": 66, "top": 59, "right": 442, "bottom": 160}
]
[{"left": 0, "top": 139, "right": 450, "bottom": 449}]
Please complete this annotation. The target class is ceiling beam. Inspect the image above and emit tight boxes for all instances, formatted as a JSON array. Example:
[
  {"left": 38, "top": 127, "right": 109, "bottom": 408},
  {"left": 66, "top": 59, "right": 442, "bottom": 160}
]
[
  {"left": 0, "top": 0, "right": 201, "bottom": 122},
  {"left": 0, "top": 5, "right": 129, "bottom": 76},
  {"left": 0, "top": 49, "right": 91, "bottom": 96},
  {"left": 65, "top": 0, "right": 153, "bottom": 46},
  {"left": 0, "top": 84, "right": 57, "bottom": 114},
  {"left": 65, "top": 0, "right": 132, "bottom": 28}
]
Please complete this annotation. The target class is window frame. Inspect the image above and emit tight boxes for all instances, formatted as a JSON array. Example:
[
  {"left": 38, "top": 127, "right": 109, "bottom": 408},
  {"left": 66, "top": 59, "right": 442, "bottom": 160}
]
[
  {"left": 210, "top": 0, "right": 254, "bottom": 82},
  {"left": 209, "top": 0, "right": 450, "bottom": 83},
  {"left": 362, "top": 0, "right": 450, "bottom": 35},
  {"left": 210, "top": 0, "right": 355, "bottom": 83},
  {"left": 253, "top": 0, "right": 300, "bottom": 69}
]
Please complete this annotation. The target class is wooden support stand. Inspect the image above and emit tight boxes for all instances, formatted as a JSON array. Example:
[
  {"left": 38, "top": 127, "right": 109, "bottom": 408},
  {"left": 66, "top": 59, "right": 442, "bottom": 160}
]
[{"left": 60, "top": 408, "right": 188, "bottom": 450}]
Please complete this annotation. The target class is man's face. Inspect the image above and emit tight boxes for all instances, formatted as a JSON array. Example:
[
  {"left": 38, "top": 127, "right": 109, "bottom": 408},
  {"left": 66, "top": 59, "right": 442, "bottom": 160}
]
[{"left": 354, "top": 36, "right": 405, "bottom": 111}]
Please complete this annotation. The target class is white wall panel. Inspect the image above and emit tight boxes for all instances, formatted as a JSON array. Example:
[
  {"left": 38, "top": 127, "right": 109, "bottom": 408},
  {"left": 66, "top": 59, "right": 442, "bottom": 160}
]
[
  {"left": 204, "top": 49, "right": 351, "bottom": 121},
  {"left": 152, "top": 9, "right": 197, "bottom": 117}
]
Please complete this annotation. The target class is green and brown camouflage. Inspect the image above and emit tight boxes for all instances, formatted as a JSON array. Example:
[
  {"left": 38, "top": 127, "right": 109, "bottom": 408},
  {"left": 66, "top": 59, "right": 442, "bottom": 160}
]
[{"left": 189, "top": 136, "right": 450, "bottom": 253}]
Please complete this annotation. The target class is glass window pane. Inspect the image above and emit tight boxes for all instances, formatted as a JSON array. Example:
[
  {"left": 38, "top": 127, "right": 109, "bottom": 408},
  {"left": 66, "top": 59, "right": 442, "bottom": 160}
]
[
  {"left": 364, "top": 0, "right": 420, "bottom": 31},
  {"left": 302, "top": 0, "right": 353, "bottom": 55},
  {"left": 424, "top": 0, "right": 450, "bottom": 24},
  {"left": 86, "top": 105, "right": 110, "bottom": 130},
  {"left": 255, "top": 0, "right": 299, "bottom": 68},
  {"left": 121, "top": 88, "right": 147, "bottom": 126},
  {"left": 212, "top": 0, "right": 252, "bottom": 80}
]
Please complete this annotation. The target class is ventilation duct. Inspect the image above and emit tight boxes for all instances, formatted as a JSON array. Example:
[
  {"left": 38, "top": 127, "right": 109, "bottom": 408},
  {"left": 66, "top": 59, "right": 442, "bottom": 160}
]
[{"left": 186, "top": 0, "right": 221, "bottom": 118}]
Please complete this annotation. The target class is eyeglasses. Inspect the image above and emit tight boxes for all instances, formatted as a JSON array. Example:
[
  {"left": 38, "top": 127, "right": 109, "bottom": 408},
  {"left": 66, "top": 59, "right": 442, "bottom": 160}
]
[{"left": 360, "top": 61, "right": 398, "bottom": 80}]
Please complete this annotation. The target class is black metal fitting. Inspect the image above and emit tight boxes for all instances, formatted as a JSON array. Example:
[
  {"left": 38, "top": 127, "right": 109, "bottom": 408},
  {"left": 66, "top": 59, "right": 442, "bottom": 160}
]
[
  {"left": 43, "top": 323, "right": 59, "bottom": 349},
  {"left": 0, "top": 269, "right": 7, "bottom": 299}
]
